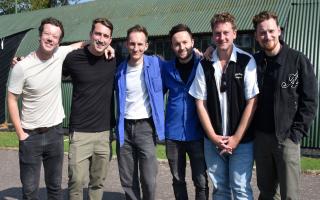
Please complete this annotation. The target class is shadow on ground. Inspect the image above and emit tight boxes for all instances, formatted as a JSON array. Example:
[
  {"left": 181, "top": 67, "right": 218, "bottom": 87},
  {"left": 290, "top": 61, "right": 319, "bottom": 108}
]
[{"left": 0, "top": 187, "right": 125, "bottom": 200}]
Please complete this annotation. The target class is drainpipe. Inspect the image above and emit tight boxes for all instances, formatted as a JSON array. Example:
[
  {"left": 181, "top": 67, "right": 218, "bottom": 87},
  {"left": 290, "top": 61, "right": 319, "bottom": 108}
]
[{"left": 15, "top": 0, "right": 17, "bottom": 14}]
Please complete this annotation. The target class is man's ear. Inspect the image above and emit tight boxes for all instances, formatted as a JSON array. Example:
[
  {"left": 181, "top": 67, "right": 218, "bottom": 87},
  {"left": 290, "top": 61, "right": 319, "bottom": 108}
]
[
  {"left": 278, "top": 26, "right": 281, "bottom": 37},
  {"left": 254, "top": 31, "right": 258, "bottom": 41},
  {"left": 233, "top": 29, "right": 237, "bottom": 40}
]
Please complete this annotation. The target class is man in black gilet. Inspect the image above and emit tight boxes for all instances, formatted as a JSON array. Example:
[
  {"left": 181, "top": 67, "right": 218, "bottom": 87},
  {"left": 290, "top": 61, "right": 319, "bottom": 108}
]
[{"left": 189, "top": 12, "right": 259, "bottom": 199}]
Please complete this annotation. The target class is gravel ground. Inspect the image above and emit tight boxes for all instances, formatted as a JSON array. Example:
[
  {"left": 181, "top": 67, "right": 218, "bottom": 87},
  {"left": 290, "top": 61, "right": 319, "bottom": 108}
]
[{"left": 0, "top": 149, "right": 319, "bottom": 200}]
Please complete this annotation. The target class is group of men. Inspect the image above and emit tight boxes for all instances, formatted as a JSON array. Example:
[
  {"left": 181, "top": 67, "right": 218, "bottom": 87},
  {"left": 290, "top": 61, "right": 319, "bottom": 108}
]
[{"left": 7, "top": 10, "right": 317, "bottom": 200}]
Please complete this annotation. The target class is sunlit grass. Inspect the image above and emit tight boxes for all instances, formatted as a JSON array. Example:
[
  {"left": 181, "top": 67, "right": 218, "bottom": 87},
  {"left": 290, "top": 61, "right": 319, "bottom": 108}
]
[{"left": 1, "top": 132, "right": 319, "bottom": 172}]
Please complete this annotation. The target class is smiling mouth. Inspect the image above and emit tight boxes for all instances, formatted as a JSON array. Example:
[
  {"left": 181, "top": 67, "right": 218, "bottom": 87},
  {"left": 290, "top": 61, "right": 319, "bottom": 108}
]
[
  {"left": 96, "top": 44, "right": 105, "bottom": 48},
  {"left": 95, "top": 40, "right": 106, "bottom": 46},
  {"left": 263, "top": 41, "right": 273, "bottom": 46},
  {"left": 44, "top": 43, "right": 54, "bottom": 48}
]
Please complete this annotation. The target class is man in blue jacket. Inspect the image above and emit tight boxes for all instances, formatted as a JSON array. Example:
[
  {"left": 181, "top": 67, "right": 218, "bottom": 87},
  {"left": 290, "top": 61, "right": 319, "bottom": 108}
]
[
  {"left": 162, "top": 24, "right": 208, "bottom": 200},
  {"left": 115, "top": 25, "right": 165, "bottom": 200}
]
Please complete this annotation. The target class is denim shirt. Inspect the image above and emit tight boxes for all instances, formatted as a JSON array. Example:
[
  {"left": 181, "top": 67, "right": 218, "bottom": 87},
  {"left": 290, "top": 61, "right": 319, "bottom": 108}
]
[
  {"left": 115, "top": 55, "right": 165, "bottom": 146},
  {"left": 163, "top": 54, "right": 204, "bottom": 141}
]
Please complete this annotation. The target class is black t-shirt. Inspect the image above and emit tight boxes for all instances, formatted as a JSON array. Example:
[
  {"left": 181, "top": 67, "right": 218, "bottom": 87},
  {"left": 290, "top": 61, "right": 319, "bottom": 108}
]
[
  {"left": 255, "top": 54, "right": 278, "bottom": 133},
  {"left": 175, "top": 56, "right": 194, "bottom": 84},
  {"left": 63, "top": 46, "right": 117, "bottom": 132}
]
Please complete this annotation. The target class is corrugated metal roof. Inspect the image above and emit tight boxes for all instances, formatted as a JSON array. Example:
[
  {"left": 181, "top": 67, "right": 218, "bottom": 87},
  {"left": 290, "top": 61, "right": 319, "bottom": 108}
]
[
  {"left": 0, "top": 0, "right": 292, "bottom": 55},
  {"left": 283, "top": 0, "right": 320, "bottom": 148},
  {"left": 0, "top": 0, "right": 292, "bottom": 39}
]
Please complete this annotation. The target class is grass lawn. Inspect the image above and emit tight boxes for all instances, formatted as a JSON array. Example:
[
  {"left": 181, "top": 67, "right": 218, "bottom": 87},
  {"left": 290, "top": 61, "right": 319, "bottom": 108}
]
[
  {"left": 301, "top": 157, "right": 320, "bottom": 172},
  {"left": 1, "top": 132, "right": 319, "bottom": 172},
  {"left": 0, "top": 132, "right": 166, "bottom": 159},
  {"left": 0, "top": 132, "right": 70, "bottom": 151}
]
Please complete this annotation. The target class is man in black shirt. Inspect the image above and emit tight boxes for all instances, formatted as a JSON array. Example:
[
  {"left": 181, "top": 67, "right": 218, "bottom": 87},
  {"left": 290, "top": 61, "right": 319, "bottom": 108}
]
[
  {"left": 63, "top": 18, "right": 117, "bottom": 200},
  {"left": 252, "top": 11, "right": 318, "bottom": 199}
]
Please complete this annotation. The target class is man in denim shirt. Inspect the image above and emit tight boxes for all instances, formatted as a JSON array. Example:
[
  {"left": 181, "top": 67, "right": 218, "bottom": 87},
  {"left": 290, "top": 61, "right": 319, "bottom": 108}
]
[{"left": 162, "top": 24, "right": 208, "bottom": 200}]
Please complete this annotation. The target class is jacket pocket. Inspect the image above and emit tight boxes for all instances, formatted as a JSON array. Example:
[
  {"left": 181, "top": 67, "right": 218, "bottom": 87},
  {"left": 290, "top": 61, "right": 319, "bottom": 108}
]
[{"left": 286, "top": 97, "right": 298, "bottom": 126}]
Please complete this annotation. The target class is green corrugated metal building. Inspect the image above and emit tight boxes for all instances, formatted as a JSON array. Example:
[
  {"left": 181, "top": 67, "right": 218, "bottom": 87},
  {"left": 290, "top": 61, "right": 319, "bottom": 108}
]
[
  {"left": 0, "top": 0, "right": 319, "bottom": 148},
  {"left": 0, "top": 0, "right": 293, "bottom": 55},
  {"left": 283, "top": 0, "right": 320, "bottom": 148}
]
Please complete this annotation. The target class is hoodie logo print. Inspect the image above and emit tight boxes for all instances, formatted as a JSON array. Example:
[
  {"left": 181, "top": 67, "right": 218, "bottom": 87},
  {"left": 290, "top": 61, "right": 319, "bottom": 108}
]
[{"left": 281, "top": 71, "right": 298, "bottom": 88}]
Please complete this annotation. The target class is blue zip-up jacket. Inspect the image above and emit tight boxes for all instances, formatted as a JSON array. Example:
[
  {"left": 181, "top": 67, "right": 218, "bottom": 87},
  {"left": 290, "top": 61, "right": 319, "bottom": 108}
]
[
  {"left": 162, "top": 54, "right": 204, "bottom": 141},
  {"left": 115, "top": 55, "right": 165, "bottom": 146}
]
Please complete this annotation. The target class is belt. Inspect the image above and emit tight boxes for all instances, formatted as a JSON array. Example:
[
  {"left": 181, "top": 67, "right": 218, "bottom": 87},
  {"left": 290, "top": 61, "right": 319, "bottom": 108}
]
[
  {"left": 125, "top": 117, "right": 151, "bottom": 124},
  {"left": 23, "top": 124, "right": 59, "bottom": 134}
]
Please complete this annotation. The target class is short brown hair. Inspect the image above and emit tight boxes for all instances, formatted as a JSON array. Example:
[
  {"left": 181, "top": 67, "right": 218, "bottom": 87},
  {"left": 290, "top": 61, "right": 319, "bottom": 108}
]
[
  {"left": 210, "top": 12, "right": 237, "bottom": 30},
  {"left": 91, "top": 18, "right": 114, "bottom": 35},
  {"left": 252, "top": 11, "right": 279, "bottom": 30},
  {"left": 169, "top": 24, "right": 193, "bottom": 40},
  {"left": 126, "top": 25, "right": 148, "bottom": 42},
  {"left": 38, "top": 17, "right": 64, "bottom": 42}
]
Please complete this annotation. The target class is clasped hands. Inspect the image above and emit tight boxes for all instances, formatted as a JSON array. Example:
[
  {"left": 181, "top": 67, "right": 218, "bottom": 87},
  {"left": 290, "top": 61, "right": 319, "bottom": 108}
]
[{"left": 214, "top": 135, "right": 240, "bottom": 156}]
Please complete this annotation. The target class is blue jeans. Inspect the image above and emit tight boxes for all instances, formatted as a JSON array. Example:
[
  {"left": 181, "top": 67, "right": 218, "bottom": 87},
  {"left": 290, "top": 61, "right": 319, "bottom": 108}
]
[
  {"left": 166, "top": 139, "right": 208, "bottom": 200},
  {"left": 19, "top": 124, "right": 64, "bottom": 200},
  {"left": 204, "top": 138, "right": 253, "bottom": 200},
  {"left": 116, "top": 118, "right": 157, "bottom": 200}
]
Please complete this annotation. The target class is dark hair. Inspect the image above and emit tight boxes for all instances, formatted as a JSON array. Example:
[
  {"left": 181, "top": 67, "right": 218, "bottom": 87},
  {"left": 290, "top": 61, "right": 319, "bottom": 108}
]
[
  {"left": 169, "top": 24, "right": 193, "bottom": 40},
  {"left": 38, "top": 17, "right": 64, "bottom": 42},
  {"left": 91, "top": 18, "right": 114, "bottom": 35},
  {"left": 126, "top": 25, "right": 148, "bottom": 42},
  {"left": 210, "top": 12, "right": 237, "bottom": 31},
  {"left": 252, "top": 11, "right": 279, "bottom": 30}
]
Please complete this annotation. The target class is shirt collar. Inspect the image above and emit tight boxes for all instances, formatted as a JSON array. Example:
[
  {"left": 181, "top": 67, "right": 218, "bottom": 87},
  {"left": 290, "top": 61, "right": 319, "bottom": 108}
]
[{"left": 211, "top": 44, "right": 238, "bottom": 63}]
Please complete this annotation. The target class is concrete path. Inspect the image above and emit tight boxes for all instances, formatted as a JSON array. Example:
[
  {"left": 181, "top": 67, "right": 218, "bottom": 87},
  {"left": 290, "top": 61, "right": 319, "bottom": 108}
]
[{"left": 0, "top": 149, "right": 319, "bottom": 200}]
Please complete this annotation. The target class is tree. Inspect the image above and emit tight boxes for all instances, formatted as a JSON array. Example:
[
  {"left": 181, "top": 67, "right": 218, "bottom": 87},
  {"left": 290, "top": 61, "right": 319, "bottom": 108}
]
[
  {"left": 0, "top": 0, "right": 31, "bottom": 15},
  {"left": 0, "top": 0, "right": 84, "bottom": 15}
]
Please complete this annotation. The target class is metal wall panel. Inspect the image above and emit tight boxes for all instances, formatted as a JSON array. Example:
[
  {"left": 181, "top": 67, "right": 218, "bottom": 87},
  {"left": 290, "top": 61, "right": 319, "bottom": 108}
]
[
  {"left": 284, "top": 0, "right": 320, "bottom": 148},
  {"left": 61, "top": 82, "right": 73, "bottom": 128}
]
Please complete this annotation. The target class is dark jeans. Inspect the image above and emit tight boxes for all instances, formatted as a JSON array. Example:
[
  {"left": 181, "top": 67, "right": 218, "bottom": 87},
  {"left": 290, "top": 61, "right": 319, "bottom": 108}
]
[
  {"left": 254, "top": 131, "right": 300, "bottom": 200},
  {"left": 116, "top": 118, "right": 157, "bottom": 200},
  {"left": 19, "top": 125, "right": 64, "bottom": 200},
  {"left": 166, "top": 139, "right": 208, "bottom": 200}
]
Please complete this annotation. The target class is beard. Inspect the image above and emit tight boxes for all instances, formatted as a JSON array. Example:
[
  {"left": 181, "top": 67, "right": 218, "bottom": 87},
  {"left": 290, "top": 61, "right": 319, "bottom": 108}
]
[
  {"left": 261, "top": 39, "right": 279, "bottom": 52},
  {"left": 177, "top": 49, "right": 192, "bottom": 62}
]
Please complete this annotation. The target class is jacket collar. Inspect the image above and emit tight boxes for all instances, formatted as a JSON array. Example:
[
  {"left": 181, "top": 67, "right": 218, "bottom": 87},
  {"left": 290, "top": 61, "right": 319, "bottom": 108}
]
[
  {"left": 120, "top": 54, "right": 150, "bottom": 72},
  {"left": 256, "top": 40, "right": 289, "bottom": 67},
  {"left": 169, "top": 51, "right": 199, "bottom": 84},
  {"left": 270, "top": 40, "right": 288, "bottom": 66}
]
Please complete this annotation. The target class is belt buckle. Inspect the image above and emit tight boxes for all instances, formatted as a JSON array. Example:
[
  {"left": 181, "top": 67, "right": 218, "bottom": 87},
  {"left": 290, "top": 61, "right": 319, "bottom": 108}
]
[
  {"left": 39, "top": 127, "right": 49, "bottom": 133},
  {"left": 36, "top": 127, "right": 50, "bottom": 134}
]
